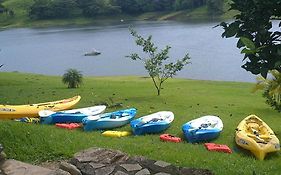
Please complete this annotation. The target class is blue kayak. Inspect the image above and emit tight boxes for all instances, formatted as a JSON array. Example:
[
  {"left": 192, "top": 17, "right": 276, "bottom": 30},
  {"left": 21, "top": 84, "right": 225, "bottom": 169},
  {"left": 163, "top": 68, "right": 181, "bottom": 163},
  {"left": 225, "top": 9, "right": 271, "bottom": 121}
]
[
  {"left": 182, "top": 115, "right": 223, "bottom": 143},
  {"left": 39, "top": 105, "right": 106, "bottom": 124},
  {"left": 82, "top": 108, "right": 137, "bottom": 131},
  {"left": 130, "top": 111, "right": 174, "bottom": 135}
]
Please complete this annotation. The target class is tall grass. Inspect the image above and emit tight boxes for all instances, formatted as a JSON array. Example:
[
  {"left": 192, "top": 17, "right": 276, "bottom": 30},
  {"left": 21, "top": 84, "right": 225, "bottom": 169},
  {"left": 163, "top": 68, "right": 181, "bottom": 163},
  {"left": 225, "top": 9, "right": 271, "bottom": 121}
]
[{"left": 0, "top": 72, "right": 280, "bottom": 174}]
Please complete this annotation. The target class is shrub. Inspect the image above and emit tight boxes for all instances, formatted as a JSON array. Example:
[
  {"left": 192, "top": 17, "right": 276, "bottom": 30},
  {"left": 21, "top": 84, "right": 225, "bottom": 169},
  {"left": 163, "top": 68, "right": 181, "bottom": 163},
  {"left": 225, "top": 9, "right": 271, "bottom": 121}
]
[{"left": 62, "top": 69, "right": 83, "bottom": 88}]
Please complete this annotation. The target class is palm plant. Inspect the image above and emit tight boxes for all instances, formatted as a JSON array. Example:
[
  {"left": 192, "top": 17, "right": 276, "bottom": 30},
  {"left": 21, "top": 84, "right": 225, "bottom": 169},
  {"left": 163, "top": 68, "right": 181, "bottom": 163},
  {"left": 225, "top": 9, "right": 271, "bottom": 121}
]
[
  {"left": 62, "top": 69, "right": 83, "bottom": 88},
  {"left": 253, "top": 70, "right": 281, "bottom": 112}
]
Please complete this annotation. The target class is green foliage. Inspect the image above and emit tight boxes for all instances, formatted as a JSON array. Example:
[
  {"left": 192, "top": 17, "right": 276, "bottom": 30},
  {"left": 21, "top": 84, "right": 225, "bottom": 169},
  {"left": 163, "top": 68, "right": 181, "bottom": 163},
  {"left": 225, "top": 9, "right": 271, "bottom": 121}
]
[
  {"left": 174, "top": 0, "right": 192, "bottom": 10},
  {"left": 253, "top": 70, "right": 281, "bottom": 112},
  {"left": 127, "top": 28, "right": 190, "bottom": 96},
  {"left": 29, "top": 0, "right": 78, "bottom": 19},
  {"left": 207, "top": 0, "right": 223, "bottom": 16},
  {"left": 62, "top": 68, "right": 83, "bottom": 88},
  {"left": 29, "top": 0, "right": 77, "bottom": 19},
  {"left": 77, "top": 0, "right": 120, "bottom": 17},
  {"left": 219, "top": 0, "right": 281, "bottom": 78}
]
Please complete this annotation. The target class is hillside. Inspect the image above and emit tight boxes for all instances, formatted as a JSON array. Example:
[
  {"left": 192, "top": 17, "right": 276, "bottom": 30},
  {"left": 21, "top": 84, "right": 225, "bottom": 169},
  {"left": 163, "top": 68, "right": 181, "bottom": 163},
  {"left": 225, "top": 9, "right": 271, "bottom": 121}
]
[{"left": 0, "top": 0, "right": 236, "bottom": 28}]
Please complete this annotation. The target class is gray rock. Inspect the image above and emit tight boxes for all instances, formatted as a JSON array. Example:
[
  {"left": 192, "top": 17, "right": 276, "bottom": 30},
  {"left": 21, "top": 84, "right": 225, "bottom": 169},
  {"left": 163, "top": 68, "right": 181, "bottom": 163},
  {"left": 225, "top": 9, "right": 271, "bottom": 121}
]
[
  {"left": 2, "top": 159, "right": 52, "bottom": 175},
  {"left": 154, "top": 161, "right": 171, "bottom": 168},
  {"left": 154, "top": 173, "right": 171, "bottom": 175},
  {"left": 77, "top": 163, "right": 96, "bottom": 175},
  {"left": 114, "top": 171, "right": 128, "bottom": 175},
  {"left": 94, "top": 165, "right": 115, "bottom": 175},
  {"left": 49, "top": 169, "right": 71, "bottom": 175},
  {"left": 89, "top": 162, "right": 105, "bottom": 169},
  {"left": 71, "top": 147, "right": 129, "bottom": 166},
  {"left": 59, "top": 162, "right": 82, "bottom": 175},
  {"left": 120, "top": 163, "right": 142, "bottom": 171},
  {"left": 135, "top": 168, "right": 150, "bottom": 175}
]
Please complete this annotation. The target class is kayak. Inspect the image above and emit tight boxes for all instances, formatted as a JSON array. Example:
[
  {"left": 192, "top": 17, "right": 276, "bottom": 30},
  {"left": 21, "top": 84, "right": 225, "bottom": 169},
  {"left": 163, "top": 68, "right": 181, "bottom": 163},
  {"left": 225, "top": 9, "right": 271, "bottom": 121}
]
[
  {"left": 102, "top": 131, "right": 132, "bottom": 137},
  {"left": 39, "top": 105, "right": 106, "bottom": 124},
  {"left": 130, "top": 111, "right": 174, "bottom": 135},
  {"left": 83, "top": 108, "right": 137, "bottom": 131},
  {"left": 235, "top": 114, "right": 280, "bottom": 160},
  {"left": 182, "top": 115, "right": 223, "bottom": 143},
  {"left": 160, "top": 134, "right": 182, "bottom": 143},
  {"left": 0, "top": 96, "right": 81, "bottom": 119}
]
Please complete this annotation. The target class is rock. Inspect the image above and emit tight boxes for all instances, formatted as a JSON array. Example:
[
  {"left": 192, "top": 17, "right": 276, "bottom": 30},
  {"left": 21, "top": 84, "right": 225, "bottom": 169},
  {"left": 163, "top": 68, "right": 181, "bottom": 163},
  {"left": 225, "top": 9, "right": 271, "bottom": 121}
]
[
  {"left": 135, "top": 168, "right": 151, "bottom": 175},
  {"left": 94, "top": 165, "right": 115, "bottom": 175},
  {"left": 154, "top": 161, "right": 171, "bottom": 168},
  {"left": 114, "top": 171, "right": 128, "bottom": 175},
  {"left": 120, "top": 163, "right": 142, "bottom": 171},
  {"left": 71, "top": 147, "right": 129, "bottom": 166},
  {"left": 89, "top": 162, "right": 105, "bottom": 169},
  {"left": 76, "top": 163, "right": 96, "bottom": 175},
  {"left": 2, "top": 159, "right": 53, "bottom": 175},
  {"left": 59, "top": 162, "right": 82, "bottom": 175},
  {"left": 49, "top": 169, "right": 71, "bottom": 175},
  {"left": 154, "top": 173, "right": 171, "bottom": 175}
]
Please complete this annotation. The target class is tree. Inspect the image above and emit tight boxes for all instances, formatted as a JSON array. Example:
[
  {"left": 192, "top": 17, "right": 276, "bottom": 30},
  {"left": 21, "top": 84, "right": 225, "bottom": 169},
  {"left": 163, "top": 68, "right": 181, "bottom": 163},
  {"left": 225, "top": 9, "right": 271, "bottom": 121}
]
[
  {"left": 253, "top": 70, "right": 281, "bottom": 112},
  {"left": 29, "top": 0, "right": 78, "bottom": 19},
  {"left": 77, "top": 0, "right": 120, "bottom": 17},
  {"left": 207, "top": 0, "right": 223, "bottom": 16},
  {"left": 127, "top": 28, "right": 191, "bottom": 96},
  {"left": 219, "top": 0, "right": 281, "bottom": 78},
  {"left": 62, "top": 68, "right": 83, "bottom": 88}
]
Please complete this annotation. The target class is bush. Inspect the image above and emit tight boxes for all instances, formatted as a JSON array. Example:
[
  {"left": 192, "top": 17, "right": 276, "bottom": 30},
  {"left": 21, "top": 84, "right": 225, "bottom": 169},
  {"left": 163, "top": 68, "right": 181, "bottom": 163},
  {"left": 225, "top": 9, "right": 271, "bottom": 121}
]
[
  {"left": 62, "top": 69, "right": 83, "bottom": 88},
  {"left": 253, "top": 70, "right": 281, "bottom": 112}
]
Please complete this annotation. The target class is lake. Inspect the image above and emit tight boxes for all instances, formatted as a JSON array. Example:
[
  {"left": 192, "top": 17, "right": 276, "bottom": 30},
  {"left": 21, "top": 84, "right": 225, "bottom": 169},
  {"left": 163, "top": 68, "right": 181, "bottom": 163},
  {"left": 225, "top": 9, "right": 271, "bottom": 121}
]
[{"left": 0, "top": 20, "right": 260, "bottom": 82}]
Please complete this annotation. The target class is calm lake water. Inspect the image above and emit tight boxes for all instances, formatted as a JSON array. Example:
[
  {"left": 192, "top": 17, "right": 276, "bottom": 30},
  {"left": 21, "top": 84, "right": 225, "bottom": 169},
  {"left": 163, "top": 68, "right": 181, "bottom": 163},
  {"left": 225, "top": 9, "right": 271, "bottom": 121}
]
[{"left": 0, "top": 20, "right": 265, "bottom": 82}]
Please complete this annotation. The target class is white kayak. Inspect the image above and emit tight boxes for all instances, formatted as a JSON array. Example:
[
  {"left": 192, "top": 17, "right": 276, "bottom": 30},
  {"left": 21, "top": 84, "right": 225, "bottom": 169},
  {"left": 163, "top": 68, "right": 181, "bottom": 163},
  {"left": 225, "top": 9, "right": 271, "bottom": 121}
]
[{"left": 39, "top": 105, "right": 106, "bottom": 124}]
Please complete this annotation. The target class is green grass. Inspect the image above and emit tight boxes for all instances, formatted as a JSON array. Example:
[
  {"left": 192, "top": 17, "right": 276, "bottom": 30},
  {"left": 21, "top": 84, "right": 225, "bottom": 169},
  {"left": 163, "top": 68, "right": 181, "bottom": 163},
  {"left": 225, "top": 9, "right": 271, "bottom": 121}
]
[{"left": 0, "top": 72, "right": 280, "bottom": 174}]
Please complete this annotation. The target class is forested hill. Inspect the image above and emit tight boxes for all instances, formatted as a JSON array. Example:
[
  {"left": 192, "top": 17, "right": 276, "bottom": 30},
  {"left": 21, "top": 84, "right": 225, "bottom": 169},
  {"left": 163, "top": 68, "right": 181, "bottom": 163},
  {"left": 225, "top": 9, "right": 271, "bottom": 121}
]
[{"left": 0, "top": 0, "right": 235, "bottom": 27}]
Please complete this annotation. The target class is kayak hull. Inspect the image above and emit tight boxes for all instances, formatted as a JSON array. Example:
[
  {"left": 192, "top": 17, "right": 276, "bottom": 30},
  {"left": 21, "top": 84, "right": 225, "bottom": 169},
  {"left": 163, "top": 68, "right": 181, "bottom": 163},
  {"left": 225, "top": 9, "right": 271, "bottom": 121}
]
[
  {"left": 130, "top": 111, "right": 174, "bottom": 135},
  {"left": 0, "top": 96, "right": 81, "bottom": 119},
  {"left": 182, "top": 115, "right": 223, "bottom": 143},
  {"left": 40, "top": 105, "right": 106, "bottom": 124},
  {"left": 83, "top": 108, "right": 137, "bottom": 131},
  {"left": 235, "top": 114, "right": 280, "bottom": 160}
]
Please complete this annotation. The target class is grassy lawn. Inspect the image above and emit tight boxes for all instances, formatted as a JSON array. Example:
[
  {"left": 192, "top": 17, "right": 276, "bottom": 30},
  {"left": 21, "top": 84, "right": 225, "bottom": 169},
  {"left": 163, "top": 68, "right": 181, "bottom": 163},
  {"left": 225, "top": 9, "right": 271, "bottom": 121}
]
[{"left": 0, "top": 72, "right": 280, "bottom": 174}]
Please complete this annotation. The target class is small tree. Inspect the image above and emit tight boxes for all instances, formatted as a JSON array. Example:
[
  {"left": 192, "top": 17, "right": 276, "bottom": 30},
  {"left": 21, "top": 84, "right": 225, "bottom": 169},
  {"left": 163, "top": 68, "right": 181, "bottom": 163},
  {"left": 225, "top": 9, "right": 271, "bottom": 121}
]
[
  {"left": 62, "top": 68, "right": 83, "bottom": 88},
  {"left": 127, "top": 28, "right": 191, "bottom": 96}
]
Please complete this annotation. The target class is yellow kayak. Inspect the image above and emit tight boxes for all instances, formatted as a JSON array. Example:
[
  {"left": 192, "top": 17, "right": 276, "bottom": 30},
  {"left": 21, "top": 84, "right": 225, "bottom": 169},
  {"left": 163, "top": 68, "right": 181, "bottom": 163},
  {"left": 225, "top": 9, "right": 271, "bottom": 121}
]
[
  {"left": 235, "top": 114, "right": 280, "bottom": 160},
  {"left": 102, "top": 131, "right": 132, "bottom": 137},
  {"left": 0, "top": 95, "right": 81, "bottom": 119}
]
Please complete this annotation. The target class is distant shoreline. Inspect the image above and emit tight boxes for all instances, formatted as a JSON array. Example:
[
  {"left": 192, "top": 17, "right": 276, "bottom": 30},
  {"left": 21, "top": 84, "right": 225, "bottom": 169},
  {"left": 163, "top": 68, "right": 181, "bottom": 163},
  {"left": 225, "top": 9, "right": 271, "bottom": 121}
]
[{"left": 0, "top": 10, "right": 235, "bottom": 29}]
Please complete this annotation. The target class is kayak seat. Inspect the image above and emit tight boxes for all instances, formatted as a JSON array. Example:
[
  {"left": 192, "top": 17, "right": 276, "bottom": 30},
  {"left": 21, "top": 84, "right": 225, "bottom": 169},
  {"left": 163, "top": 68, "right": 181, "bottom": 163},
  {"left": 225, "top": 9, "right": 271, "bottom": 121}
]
[{"left": 110, "top": 115, "right": 117, "bottom": 119}]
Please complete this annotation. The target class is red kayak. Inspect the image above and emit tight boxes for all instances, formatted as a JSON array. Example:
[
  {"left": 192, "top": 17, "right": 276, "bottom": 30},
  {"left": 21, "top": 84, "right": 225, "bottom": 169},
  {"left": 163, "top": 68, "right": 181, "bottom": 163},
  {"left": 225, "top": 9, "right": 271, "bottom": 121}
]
[
  {"left": 204, "top": 143, "right": 232, "bottom": 154},
  {"left": 55, "top": 123, "right": 81, "bottom": 130},
  {"left": 160, "top": 134, "right": 182, "bottom": 143}
]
